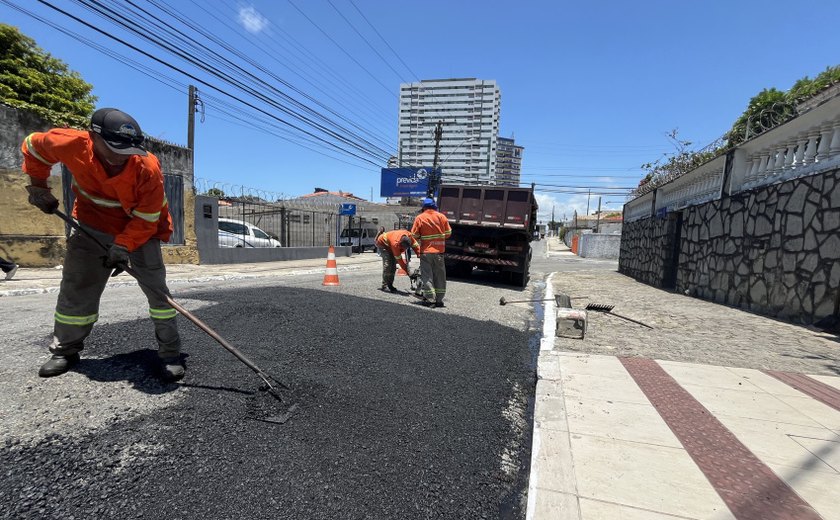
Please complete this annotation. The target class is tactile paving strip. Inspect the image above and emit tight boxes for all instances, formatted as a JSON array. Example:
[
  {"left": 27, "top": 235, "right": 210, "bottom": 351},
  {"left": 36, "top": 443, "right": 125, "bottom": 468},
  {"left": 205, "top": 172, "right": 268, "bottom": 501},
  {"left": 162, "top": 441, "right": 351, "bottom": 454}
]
[
  {"left": 764, "top": 370, "right": 840, "bottom": 413},
  {"left": 620, "top": 357, "right": 822, "bottom": 520}
]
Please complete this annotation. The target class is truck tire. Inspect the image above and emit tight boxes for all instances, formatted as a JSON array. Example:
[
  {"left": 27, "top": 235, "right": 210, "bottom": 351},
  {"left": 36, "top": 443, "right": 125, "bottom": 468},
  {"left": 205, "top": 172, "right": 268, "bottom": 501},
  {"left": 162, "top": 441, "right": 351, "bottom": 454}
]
[{"left": 511, "top": 270, "right": 528, "bottom": 288}]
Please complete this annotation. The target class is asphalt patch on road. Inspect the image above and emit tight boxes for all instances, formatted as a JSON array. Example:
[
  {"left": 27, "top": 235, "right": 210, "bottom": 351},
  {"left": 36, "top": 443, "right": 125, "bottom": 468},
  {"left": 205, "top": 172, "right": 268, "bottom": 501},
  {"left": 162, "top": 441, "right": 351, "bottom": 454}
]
[{"left": 1, "top": 285, "right": 535, "bottom": 520}]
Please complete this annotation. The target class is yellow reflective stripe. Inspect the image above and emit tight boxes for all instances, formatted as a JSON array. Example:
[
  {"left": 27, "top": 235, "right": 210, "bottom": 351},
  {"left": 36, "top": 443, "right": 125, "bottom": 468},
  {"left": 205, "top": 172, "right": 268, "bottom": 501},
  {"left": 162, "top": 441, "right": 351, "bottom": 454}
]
[
  {"left": 162, "top": 195, "right": 168, "bottom": 207},
  {"left": 420, "top": 233, "right": 446, "bottom": 240},
  {"left": 149, "top": 308, "right": 177, "bottom": 320},
  {"left": 25, "top": 134, "right": 54, "bottom": 165},
  {"left": 54, "top": 311, "right": 98, "bottom": 326},
  {"left": 72, "top": 178, "right": 122, "bottom": 208},
  {"left": 132, "top": 209, "right": 161, "bottom": 222}
]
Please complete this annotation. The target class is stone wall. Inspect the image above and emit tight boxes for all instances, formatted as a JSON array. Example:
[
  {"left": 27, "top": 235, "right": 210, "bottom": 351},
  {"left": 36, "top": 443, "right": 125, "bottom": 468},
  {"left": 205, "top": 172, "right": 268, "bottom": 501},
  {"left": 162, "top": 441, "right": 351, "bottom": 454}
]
[
  {"left": 677, "top": 169, "right": 840, "bottom": 322},
  {"left": 618, "top": 215, "right": 680, "bottom": 288},
  {"left": 0, "top": 105, "right": 66, "bottom": 266}
]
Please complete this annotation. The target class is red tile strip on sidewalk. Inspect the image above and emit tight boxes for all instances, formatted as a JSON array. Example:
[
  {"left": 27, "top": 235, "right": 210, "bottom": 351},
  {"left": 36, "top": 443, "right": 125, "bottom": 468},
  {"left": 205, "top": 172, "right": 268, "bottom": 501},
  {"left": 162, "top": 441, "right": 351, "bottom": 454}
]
[
  {"left": 764, "top": 370, "right": 840, "bottom": 412},
  {"left": 619, "top": 357, "right": 822, "bottom": 520}
]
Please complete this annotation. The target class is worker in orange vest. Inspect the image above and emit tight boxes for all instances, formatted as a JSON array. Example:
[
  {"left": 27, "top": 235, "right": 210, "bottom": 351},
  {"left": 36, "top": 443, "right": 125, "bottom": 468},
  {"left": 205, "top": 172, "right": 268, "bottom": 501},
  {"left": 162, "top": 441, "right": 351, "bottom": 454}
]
[
  {"left": 411, "top": 197, "right": 452, "bottom": 307},
  {"left": 375, "top": 229, "right": 420, "bottom": 292},
  {"left": 21, "top": 108, "right": 184, "bottom": 382}
]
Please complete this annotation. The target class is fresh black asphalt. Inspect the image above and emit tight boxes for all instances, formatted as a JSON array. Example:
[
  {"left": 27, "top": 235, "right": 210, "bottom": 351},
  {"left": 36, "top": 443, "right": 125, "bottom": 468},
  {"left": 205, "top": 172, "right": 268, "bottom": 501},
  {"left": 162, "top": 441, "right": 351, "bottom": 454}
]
[{"left": 2, "top": 283, "right": 537, "bottom": 519}]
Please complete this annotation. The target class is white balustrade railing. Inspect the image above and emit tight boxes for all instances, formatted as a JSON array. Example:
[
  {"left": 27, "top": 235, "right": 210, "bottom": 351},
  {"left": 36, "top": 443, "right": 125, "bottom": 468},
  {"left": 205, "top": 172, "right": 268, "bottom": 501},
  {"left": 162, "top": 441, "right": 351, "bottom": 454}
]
[
  {"left": 621, "top": 89, "right": 840, "bottom": 217},
  {"left": 624, "top": 191, "right": 653, "bottom": 222},
  {"left": 654, "top": 155, "right": 725, "bottom": 213},
  {"left": 732, "top": 93, "right": 840, "bottom": 192}
]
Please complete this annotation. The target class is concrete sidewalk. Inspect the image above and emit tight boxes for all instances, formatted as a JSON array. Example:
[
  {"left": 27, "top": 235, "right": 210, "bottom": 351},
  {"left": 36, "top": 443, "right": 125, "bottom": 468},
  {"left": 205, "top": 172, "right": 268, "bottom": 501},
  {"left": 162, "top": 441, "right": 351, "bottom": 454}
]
[
  {"left": 530, "top": 240, "right": 840, "bottom": 519},
  {"left": 0, "top": 252, "right": 381, "bottom": 297}
]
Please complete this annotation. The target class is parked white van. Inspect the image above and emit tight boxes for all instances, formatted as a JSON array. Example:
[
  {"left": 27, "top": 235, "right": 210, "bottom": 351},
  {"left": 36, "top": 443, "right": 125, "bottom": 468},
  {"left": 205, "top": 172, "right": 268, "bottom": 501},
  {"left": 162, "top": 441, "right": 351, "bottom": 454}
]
[
  {"left": 218, "top": 218, "right": 281, "bottom": 248},
  {"left": 339, "top": 226, "right": 380, "bottom": 253}
]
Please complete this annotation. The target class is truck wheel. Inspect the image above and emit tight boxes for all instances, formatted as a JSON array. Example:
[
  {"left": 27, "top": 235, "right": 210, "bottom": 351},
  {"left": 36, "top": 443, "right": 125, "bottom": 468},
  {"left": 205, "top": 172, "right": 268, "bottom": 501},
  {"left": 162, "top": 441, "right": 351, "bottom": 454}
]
[{"left": 511, "top": 271, "right": 528, "bottom": 287}]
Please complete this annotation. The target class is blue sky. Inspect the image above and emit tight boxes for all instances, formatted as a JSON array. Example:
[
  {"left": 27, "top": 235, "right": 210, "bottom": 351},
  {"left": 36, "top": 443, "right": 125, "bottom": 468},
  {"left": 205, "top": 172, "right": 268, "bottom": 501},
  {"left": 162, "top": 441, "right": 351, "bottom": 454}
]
[{"left": 3, "top": 0, "right": 839, "bottom": 223}]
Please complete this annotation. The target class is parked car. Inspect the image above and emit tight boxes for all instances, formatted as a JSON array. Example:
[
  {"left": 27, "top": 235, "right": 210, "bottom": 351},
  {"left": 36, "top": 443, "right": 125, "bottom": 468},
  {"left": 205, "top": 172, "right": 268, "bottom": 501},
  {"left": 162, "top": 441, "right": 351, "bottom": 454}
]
[
  {"left": 339, "top": 226, "right": 379, "bottom": 253},
  {"left": 218, "top": 218, "right": 281, "bottom": 248}
]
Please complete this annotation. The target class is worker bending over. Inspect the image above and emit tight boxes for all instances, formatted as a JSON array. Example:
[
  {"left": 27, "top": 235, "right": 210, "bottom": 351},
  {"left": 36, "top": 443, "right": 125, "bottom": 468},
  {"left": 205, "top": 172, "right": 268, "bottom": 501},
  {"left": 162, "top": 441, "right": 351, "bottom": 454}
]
[{"left": 21, "top": 108, "right": 184, "bottom": 382}]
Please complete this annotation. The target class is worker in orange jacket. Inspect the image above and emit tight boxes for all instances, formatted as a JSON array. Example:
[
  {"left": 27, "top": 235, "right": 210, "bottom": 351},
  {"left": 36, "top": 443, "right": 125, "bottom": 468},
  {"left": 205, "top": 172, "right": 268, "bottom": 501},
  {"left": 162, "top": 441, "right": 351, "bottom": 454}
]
[
  {"left": 375, "top": 229, "right": 420, "bottom": 292},
  {"left": 410, "top": 197, "right": 452, "bottom": 307},
  {"left": 21, "top": 108, "right": 184, "bottom": 382}
]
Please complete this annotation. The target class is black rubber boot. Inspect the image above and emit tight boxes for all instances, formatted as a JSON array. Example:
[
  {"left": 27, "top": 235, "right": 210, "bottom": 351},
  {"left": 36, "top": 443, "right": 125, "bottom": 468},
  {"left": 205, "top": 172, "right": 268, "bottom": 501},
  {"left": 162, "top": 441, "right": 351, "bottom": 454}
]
[
  {"left": 159, "top": 357, "right": 185, "bottom": 383},
  {"left": 38, "top": 353, "right": 80, "bottom": 378},
  {"left": 387, "top": 285, "right": 398, "bottom": 293}
]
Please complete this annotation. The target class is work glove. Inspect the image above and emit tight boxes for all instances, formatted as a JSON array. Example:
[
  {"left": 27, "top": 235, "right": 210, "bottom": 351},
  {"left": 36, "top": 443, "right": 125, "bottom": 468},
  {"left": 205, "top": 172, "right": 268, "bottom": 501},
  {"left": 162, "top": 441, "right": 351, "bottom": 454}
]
[
  {"left": 25, "top": 185, "right": 59, "bottom": 214},
  {"left": 103, "top": 244, "right": 130, "bottom": 269}
]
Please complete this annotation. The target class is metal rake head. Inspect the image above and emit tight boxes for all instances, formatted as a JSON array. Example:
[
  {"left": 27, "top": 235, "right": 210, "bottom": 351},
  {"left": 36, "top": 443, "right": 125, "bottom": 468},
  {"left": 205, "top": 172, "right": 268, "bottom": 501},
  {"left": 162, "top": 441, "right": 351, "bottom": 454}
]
[{"left": 586, "top": 303, "right": 615, "bottom": 312}]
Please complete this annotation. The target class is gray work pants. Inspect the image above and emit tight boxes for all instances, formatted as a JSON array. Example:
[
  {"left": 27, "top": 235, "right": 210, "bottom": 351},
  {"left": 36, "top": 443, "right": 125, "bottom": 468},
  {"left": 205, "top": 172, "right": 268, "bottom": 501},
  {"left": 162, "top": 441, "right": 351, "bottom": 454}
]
[
  {"left": 418, "top": 253, "right": 446, "bottom": 304},
  {"left": 51, "top": 225, "right": 180, "bottom": 359},
  {"left": 381, "top": 253, "right": 397, "bottom": 288}
]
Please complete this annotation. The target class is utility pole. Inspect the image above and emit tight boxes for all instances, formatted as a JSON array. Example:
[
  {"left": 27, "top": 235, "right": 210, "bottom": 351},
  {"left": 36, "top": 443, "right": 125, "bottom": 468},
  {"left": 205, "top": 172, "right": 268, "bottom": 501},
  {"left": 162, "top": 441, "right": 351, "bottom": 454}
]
[
  {"left": 586, "top": 189, "right": 591, "bottom": 216},
  {"left": 428, "top": 120, "right": 444, "bottom": 197},
  {"left": 551, "top": 205, "right": 555, "bottom": 233},
  {"left": 187, "top": 85, "right": 197, "bottom": 159},
  {"left": 595, "top": 197, "right": 602, "bottom": 233}
]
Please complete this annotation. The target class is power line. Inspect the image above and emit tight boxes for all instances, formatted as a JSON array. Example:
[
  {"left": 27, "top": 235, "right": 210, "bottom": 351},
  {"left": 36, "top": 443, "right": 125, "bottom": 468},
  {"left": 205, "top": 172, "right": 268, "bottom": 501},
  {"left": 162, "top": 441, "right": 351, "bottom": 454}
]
[
  {"left": 348, "top": 0, "right": 420, "bottom": 81},
  {"left": 194, "top": 0, "right": 395, "bottom": 140},
  {"left": 34, "top": 0, "right": 387, "bottom": 166},
  {"left": 326, "top": 0, "right": 408, "bottom": 84},
  {"left": 286, "top": 0, "right": 398, "bottom": 99},
  {"left": 99, "top": 0, "right": 394, "bottom": 161}
]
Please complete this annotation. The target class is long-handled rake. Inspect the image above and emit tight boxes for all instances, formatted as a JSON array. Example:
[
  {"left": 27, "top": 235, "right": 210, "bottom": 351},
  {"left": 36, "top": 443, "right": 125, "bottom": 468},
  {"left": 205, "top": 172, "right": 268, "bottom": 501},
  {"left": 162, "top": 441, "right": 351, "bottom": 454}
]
[
  {"left": 585, "top": 303, "right": 653, "bottom": 329},
  {"left": 54, "top": 210, "right": 298, "bottom": 424}
]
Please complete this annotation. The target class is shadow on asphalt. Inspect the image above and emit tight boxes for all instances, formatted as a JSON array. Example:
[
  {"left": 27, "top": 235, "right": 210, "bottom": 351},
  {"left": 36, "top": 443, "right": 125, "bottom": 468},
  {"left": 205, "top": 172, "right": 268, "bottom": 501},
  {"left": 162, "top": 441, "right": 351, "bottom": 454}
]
[
  {"left": 3, "top": 284, "right": 538, "bottom": 520},
  {"left": 70, "top": 349, "right": 188, "bottom": 395}
]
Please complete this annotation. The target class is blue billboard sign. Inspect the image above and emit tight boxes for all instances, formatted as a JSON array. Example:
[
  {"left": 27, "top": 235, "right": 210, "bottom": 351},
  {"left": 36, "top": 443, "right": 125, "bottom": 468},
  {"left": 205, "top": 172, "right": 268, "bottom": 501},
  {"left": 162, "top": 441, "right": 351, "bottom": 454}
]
[
  {"left": 339, "top": 203, "right": 356, "bottom": 216},
  {"left": 380, "top": 167, "right": 434, "bottom": 197}
]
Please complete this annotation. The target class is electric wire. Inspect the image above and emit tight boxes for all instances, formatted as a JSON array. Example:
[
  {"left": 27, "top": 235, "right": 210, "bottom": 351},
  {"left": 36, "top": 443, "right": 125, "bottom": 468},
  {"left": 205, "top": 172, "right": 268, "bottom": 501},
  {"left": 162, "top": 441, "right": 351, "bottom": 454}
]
[
  {"left": 152, "top": 0, "right": 395, "bottom": 152},
  {"left": 348, "top": 0, "right": 420, "bottom": 81},
  {"left": 63, "top": 0, "right": 390, "bottom": 164},
  {"left": 32, "top": 0, "right": 387, "bottom": 167},
  {"left": 185, "top": 0, "right": 391, "bottom": 146},
  {"left": 286, "top": 0, "right": 398, "bottom": 99},
  {"left": 326, "top": 0, "right": 408, "bottom": 84},
  {"left": 81, "top": 0, "right": 393, "bottom": 162}
]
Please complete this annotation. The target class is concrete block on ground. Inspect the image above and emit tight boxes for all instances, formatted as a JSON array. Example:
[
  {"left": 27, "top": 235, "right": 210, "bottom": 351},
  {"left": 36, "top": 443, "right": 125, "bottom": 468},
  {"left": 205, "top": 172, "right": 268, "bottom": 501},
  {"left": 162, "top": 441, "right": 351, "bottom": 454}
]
[{"left": 556, "top": 308, "right": 587, "bottom": 339}]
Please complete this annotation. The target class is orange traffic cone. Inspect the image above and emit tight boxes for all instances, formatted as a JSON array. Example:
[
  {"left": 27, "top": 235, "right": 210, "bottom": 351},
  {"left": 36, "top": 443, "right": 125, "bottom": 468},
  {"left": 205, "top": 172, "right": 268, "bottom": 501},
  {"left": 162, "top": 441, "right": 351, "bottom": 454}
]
[{"left": 322, "top": 246, "right": 340, "bottom": 286}]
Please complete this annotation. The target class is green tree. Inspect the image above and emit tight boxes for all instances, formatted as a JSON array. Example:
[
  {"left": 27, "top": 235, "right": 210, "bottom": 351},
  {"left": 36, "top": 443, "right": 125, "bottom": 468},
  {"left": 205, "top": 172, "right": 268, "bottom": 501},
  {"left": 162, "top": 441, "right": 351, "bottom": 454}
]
[
  {"left": 205, "top": 188, "right": 226, "bottom": 198},
  {"left": 726, "top": 88, "right": 795, "bottom": 148},
  {"left": 0, "top": 24, "right": 96, "bottom": 127}
]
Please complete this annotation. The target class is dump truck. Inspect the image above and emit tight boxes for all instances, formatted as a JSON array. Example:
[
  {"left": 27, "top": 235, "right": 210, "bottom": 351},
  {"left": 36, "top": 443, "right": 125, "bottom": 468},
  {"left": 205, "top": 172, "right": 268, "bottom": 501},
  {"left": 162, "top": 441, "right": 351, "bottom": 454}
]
[{"left": 437, "top": 183, "right": 538, "bottom": 287}]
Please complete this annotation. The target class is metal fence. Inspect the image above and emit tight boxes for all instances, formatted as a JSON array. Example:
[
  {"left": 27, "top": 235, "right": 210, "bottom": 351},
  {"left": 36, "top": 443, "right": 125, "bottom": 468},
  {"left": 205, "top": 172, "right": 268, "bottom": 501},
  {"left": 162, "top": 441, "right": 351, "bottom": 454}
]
[
  {"left": 219, "top": 199, "right": 337, "bottom": 247},
  {"left": 196, "top": 179, "right": 406, "bottom": 249}
]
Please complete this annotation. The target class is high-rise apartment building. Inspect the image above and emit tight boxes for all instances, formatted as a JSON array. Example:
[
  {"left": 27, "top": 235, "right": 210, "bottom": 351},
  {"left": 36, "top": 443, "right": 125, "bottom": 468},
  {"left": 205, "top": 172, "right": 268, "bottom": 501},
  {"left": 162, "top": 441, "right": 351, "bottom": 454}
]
[
  {"left": 397, "top": 78, "right": 501, "bottom": 184},
  {"left": 495, "top": 137, "right": 524, "bottom": 186}
]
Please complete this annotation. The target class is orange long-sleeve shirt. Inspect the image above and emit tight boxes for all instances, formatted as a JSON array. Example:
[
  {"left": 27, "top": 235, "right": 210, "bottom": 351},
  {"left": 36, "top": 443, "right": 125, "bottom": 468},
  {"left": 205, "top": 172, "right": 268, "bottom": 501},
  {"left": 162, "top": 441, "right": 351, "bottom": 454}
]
[
  {"left": 21, "top": 129, "right": 173, "bottom": 251},
  {"left": 376, "top": 229, "right": 420, "bottom": 272},
  {"left": 411, "top": 209, "right": 451, "bottom": 254}
]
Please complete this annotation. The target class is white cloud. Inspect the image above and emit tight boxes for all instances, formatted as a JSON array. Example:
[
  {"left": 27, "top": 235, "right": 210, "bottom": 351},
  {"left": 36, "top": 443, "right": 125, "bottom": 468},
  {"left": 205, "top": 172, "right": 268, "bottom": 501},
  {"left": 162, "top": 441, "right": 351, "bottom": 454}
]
[
  {"left": 534, "top": 193, "right": 589, "bottom": 224},
  {"left": 238, "top": 6, "right": 269, "bottom": 34}
]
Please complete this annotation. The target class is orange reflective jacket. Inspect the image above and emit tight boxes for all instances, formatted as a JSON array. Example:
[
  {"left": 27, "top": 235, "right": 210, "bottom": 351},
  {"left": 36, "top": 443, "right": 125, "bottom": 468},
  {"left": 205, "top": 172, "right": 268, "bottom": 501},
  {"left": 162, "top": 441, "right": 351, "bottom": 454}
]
[
  {"left": 376, "top": 229, "right": 420, "bottom": 272},
  {"left": 411, "top": 209, "right": 451, "bottom": 254},
  {"left": 21, "top": 129, "right": 173, "bottom": 251}
]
